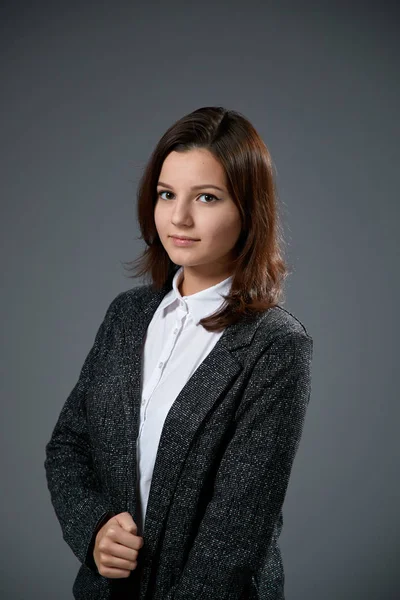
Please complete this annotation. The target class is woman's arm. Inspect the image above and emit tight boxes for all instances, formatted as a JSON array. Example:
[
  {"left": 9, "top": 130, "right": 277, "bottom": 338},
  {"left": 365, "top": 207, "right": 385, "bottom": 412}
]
[
  {"left": 164, "top": 330, "right": 313, "bottom": 600},
  {"left": 44, "top": 294, "right": 123, "bottom": 571}
]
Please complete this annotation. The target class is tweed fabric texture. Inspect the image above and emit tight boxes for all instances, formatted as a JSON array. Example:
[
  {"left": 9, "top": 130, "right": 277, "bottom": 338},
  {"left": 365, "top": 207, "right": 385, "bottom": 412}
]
[{"left": 44, "top": 280, "right": 313, "bottom": 600}]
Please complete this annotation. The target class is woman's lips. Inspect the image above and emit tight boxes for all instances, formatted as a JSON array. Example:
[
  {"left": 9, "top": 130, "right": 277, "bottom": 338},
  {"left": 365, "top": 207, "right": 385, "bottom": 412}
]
[{"left": 170, "top": 236, "right": 199, "bottom": 247}]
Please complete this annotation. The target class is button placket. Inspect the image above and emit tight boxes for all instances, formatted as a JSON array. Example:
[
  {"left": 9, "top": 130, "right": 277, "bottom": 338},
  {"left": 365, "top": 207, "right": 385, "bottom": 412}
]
[{"left": 139, "top": 309, "right": 187, "bottom": 429}]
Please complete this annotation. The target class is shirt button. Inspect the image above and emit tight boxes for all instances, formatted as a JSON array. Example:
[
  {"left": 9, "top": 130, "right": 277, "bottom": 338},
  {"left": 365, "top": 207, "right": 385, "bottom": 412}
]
[
  {"left": 141, "top": 398, "right": 146, "bottom": 405},
  {"left": 173, "top": 328, "right": 178, "bottom": 334},
  {"left": 158, "top": 362, "right": 163, "bottom": 368}
]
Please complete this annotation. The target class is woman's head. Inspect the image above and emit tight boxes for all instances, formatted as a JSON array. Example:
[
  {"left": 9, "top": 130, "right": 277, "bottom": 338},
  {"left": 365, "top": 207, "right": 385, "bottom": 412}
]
[
  {"left": 126, "top": 106, "right": 288, "bottom": 331},
  {"left": 154, "top": 147, "right": 242, "bottom": 281}
]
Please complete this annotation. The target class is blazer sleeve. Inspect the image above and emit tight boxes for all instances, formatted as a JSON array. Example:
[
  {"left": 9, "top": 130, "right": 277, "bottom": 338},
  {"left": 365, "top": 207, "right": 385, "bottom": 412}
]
[
  {"left": 44, "top": 294, "right": 123, "bottom": 571},
  {"left": 165, "top": 330, "right": 313, "bottom": 600}
]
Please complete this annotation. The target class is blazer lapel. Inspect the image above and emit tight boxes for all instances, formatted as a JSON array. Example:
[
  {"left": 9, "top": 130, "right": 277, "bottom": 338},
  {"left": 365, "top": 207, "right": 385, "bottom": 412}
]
[{"left": 143, "top": 341, "right": 241, "bottom": 539}]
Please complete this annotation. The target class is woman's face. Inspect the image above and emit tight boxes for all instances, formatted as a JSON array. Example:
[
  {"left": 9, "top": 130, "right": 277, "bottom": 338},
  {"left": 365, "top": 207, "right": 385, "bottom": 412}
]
[{"left": 154, "top": 148, "right": 242, "bottom": 274}]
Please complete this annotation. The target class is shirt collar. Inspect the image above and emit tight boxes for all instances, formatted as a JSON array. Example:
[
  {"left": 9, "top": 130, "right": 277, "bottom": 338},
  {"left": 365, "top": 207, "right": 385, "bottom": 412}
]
[{"left": 157, "top": 266, "right": 233, "bottom": 326}]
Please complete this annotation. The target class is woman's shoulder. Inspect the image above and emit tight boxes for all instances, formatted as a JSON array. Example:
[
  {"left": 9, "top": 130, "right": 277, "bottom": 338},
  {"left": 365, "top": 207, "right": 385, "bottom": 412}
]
[
  {"left": 272, "top": 305, "right": 312, "bottom": 337},
  {"left": 104, "top": 283, "right": 166, "bottom": 321},
  {"left": 254, "top": 304, "right": 313, "bottom": 347},
  {"left": 246, "top": 305, "right": 313, "bottom": 369},
  {"left": 113, "top": 283, "right": 154, "bottom": 303},
  {"left": 106, "top": 283, "right": 149, "bottom": 308}
]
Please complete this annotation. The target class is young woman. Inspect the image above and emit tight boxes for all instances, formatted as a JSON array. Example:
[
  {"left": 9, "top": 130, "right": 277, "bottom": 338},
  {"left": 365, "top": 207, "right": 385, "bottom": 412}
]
[{"left": 45, "top": 106, "right": 313, "bottom": 600}]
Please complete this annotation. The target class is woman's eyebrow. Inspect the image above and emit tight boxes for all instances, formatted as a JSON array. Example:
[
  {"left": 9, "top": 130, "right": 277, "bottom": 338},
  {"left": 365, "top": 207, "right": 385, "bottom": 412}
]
[{"left": 157, "top": 181, "right": 225, "bottom": 193}]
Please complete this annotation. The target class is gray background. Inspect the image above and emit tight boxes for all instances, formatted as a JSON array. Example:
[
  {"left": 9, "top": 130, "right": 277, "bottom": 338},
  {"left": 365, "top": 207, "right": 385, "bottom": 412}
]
[{"left": 1, "top": 1, "right": 398, "bottom": 599}]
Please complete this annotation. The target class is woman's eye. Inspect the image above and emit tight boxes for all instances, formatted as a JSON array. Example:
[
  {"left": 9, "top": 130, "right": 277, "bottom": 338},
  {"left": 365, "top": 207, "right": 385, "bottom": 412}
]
[
  {"left": 158, "top": 190, "right": 174, "bottom": 200},
  {"left": 198, "top": 193, "right": 219, "bottom": 203}
]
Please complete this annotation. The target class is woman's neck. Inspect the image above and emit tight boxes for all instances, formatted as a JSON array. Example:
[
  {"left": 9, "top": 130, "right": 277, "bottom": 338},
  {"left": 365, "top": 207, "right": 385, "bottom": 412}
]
[{"left": 178, "top": 266, "right": 233, "bottom": 296}]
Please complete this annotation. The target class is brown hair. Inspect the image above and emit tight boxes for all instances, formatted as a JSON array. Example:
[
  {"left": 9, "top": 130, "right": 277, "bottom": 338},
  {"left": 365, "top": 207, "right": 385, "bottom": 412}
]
[{"left": 124, "top": 106, "right": 289, "bottom": 332}]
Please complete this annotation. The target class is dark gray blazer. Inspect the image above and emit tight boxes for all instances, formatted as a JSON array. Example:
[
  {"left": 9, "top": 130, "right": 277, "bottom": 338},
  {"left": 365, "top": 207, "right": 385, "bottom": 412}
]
[{"left": 45, "top": 278, "right": 313, "bottom": 600}]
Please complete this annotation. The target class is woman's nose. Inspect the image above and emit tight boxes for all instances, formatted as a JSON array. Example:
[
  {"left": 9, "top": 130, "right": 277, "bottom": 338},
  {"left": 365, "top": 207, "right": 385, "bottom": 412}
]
[{"left": 171, "top": 200, "right": 194, "bottom": 226}]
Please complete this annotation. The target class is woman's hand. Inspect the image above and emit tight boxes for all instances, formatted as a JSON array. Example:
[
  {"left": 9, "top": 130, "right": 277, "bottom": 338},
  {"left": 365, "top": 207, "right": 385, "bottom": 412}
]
[{"left": 93, "top": 512, "right": 144, "bottom": 578}]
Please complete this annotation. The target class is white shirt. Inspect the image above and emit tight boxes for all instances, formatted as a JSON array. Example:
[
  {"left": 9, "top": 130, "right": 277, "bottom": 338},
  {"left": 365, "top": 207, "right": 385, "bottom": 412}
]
[{"left": 135, "top": 266, "right": 233, "bottom": 535}]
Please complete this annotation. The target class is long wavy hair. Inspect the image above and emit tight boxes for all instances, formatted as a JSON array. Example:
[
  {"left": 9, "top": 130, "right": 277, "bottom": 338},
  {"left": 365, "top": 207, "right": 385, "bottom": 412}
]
[{"left": 123, "top": 106, "right": 290, "bottom": 332}]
